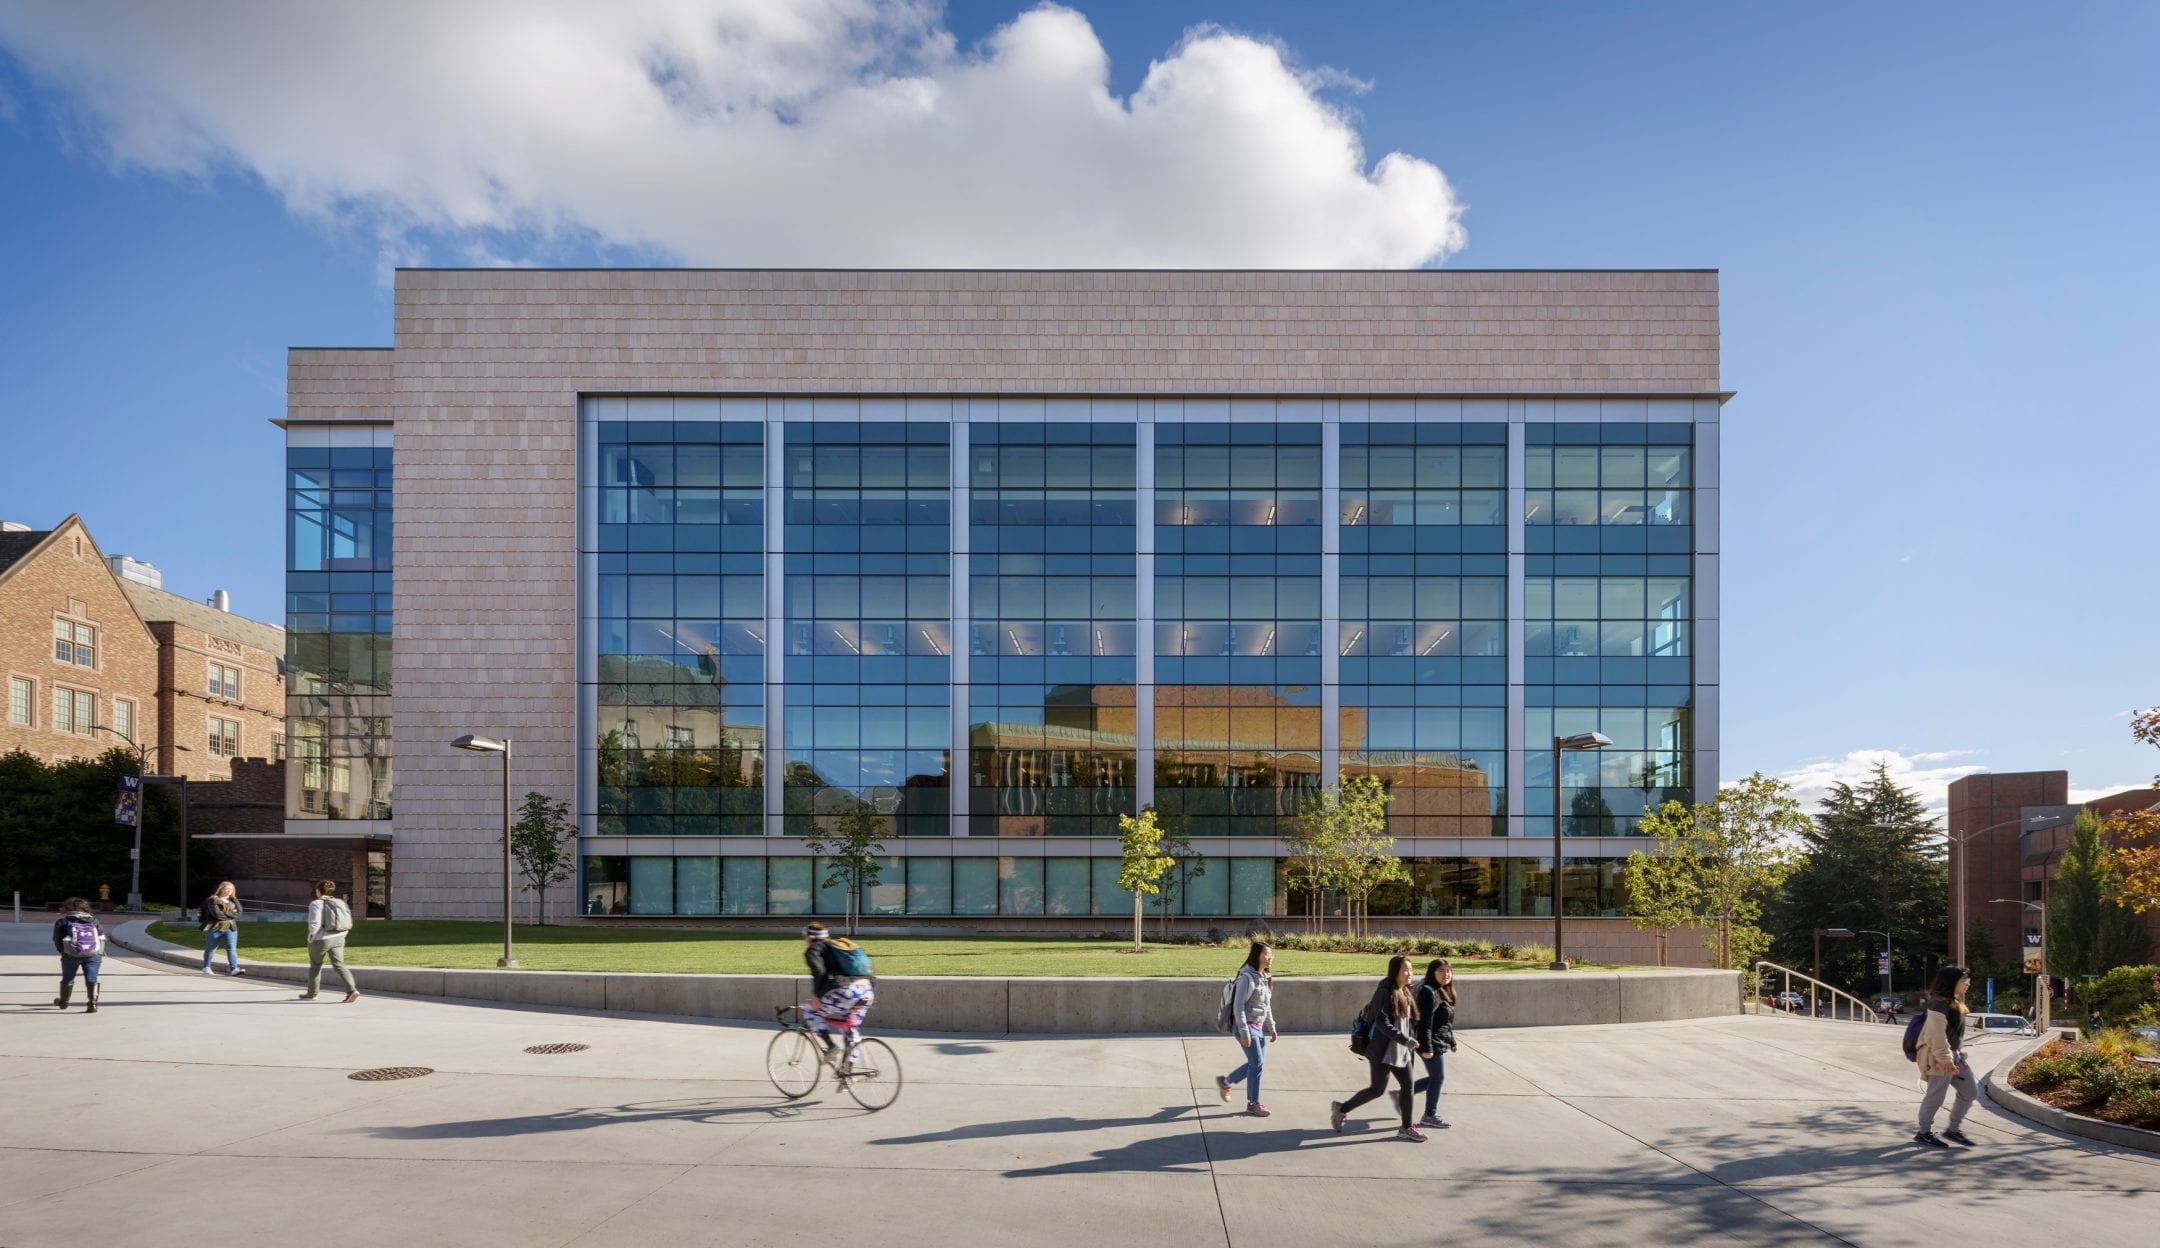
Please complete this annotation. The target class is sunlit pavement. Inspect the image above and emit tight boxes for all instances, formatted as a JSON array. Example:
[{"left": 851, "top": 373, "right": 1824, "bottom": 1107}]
[{"left": 4, "top": 920, "right": 2155, "bottom": 1247}]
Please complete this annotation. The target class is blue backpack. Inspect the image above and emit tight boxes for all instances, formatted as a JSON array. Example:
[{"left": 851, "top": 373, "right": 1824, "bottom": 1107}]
[
  {"left": 1349, "top": 1010, "right": 1373, "bottom": 1057},
  {"left": 828, "top": 938, "right": 873, "bottom": 979},
  {"left": 1901, "top": 1010, "right": 1927, "bottom": 1061}
]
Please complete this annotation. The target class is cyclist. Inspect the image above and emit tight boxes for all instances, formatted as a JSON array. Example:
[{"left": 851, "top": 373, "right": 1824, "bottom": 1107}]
[{"left": 802, "top": 921, "right": 874, "bottom": 1066}]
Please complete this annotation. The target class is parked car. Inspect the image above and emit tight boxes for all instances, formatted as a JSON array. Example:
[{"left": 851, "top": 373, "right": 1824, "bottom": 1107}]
[
  {"left": 1876, "top": 997, "right": 1902, "bottom": 1017},
  {"left": 1773, "top": 991, "right": 1807, "bottom": 1012},
  {"left": 1964, "top": 1012, "right": 2031, "bottom": 1035}
]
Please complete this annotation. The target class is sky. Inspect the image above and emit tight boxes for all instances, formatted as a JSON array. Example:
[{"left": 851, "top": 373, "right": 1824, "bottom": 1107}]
[{"left": 0, "top": 1, "right": 2153, "bottom": 815}]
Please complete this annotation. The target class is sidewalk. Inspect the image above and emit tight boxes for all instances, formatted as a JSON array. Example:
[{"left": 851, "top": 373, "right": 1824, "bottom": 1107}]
[{"left": 5, "top": 920, "right": 2159, "bottom": 1246}]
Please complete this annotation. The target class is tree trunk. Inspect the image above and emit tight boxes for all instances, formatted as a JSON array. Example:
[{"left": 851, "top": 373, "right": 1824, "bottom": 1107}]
[
  {"left": 537, "top": 883, "right": 546, "bottom": 928},
  {"left": 1133, "top": 891, "right": 1144, "bottom": 953}
]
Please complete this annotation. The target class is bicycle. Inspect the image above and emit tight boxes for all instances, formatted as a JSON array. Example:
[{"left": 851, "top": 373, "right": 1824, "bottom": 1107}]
[{"left": 766, "top": 1004, "right": 903, "bottom": 1111}]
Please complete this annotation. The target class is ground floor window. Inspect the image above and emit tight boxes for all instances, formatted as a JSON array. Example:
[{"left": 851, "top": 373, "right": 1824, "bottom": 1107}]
[{"left": 578, "top": 853, "right": 1632, "bottom": 919}]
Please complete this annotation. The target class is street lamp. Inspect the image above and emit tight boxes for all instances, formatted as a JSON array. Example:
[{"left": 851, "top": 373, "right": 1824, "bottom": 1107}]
[
  {"left": 1945, "top": 812, "right": 2071, "bottom": 965},
  {"left": 91, "top": 724, "right": 184, "bottom": 911},
  {"left": 1550, "top": 731, "right": 1613, "bottom": 970},
  {"left": 451, "top": 734, "right": 517, "bottom": 968},
  {"left": 1991, "top": 897, "right": 2048, "bottom": 1033},
  {"left": 1813, "top": 927, "right": 1854, "bottom": 1017},
  {"left": 1853, "top": 928, "right": 1893, "bottom": 1002}
]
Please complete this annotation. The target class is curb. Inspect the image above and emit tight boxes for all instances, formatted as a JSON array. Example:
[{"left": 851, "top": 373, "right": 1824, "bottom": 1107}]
[
  {"left": 1980, "top": 1029, "right": 2160, "bottom": 1155},
  {"left": 107, "top": 921, "right": 1744, "bottom": 1036}
]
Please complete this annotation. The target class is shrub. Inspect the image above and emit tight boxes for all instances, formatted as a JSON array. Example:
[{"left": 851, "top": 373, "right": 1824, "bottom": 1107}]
[{"left": 2085, "top": 965, "right": 2160, "bottom": 1024}]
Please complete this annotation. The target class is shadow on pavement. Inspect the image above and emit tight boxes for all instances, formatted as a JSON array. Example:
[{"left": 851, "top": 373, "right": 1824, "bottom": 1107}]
[
  {"left": 357, "top": 1095, "right": 857, "bottom": 1139},
  {"left": 871, "top": 1104, "right": 1193, "bottom": 1148}
]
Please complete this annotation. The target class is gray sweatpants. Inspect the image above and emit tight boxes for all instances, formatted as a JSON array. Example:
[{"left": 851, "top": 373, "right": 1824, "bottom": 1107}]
[
  {"left": 307, "top": 939, "right": 358, "bottom": 996},
  {"left": 1918, "top": 1058, "right": 1974, "bottom": 1132}
]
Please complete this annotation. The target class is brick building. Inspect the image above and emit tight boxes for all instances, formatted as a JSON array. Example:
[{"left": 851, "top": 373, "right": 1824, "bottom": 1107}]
[
  {"left": 1, "top": 516, "right": 159, "bottom": 765},
  {"left": 114, "top": 574, "right": 286, "bottom": 779},
  {"left": 1948, "top": 771, "right": 2160, "bottom": 967}
]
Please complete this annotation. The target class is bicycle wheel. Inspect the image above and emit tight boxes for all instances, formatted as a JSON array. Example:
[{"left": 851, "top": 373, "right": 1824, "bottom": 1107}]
[
  {"left": 840, "top": 1038, "right": 902, "bottom": 1111},
  {"left": 766, "top": 1028, "right": 823, "bottom": 1100}
]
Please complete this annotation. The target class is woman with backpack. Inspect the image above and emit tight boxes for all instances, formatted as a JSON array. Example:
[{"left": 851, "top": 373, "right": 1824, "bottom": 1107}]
[
  {"left": 298, "top": 879, "right": 361, "bottom": 1003},
  {"left": 1912, "top": 964, "right": 1976, "bottom": 1148},
  {"left": 51, "top": 898, "right": 106, "bottom": 1013},
  {"left": 802, "top": 921, "right": 874, "bottom": 1062},
  {"left": 1410, "top": 958, "right": 1459, "bottom": 1128},
  {"left": 1214, "top": 941, "right": 1278, "bottom": 1116},
  {"left": 1331, "top": 955, "right": 1427, "bottom": 1142},
  {"left": 200, "top": 881, "right": 244, "bottom": 976}
]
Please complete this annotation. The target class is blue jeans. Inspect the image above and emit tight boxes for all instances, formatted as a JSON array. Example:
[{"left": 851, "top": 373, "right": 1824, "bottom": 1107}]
[
  {"left": 61, "top": 954, "right": 102, "bottom": 986},
  {"left": 1412, "top": 1049, "right": 1446, "bottom": 1116},
  {"left": 203, "top": 928, "right": 239, "bottom": 969},
  {"left": 1225, "top": 1027, "right": 1268, "bottom": 1103}
]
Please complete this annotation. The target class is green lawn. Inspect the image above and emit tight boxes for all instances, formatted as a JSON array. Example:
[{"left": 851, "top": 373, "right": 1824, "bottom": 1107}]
[{"left": 144, "top": 920, "right": 1620, "bottom": 977}]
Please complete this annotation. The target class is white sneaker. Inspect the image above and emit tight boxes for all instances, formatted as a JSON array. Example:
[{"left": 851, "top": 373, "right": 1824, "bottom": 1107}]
[{"left": 201, "top": 966, "right": 216, "bottom": 975}]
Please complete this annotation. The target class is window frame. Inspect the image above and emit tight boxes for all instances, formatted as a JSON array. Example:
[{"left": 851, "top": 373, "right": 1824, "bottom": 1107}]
[{"left": 7, "top": 675, "right": 32, "bottom": 727}]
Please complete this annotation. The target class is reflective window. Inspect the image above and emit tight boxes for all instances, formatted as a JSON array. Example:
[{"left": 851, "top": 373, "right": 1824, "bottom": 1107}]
[{"left": 286, "top": 444, "right": 392, "bottom": 820}]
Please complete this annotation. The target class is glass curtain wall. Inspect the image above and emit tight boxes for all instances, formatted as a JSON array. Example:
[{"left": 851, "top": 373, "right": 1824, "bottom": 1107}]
[
  {"left": 782, "top": 422, "right": 951, "bottom": 837},
  {"left": 588, "top": 418, "right": 767, "bottom": 840},
  {"left": 285, "top": 440, "right": 393, "bottom": 820},
  {"left": 966, "top": 421, "right": 1139, "bottom": 836},
  {"left": 1337, "top": 421, "right": 1508, "bottom": 837},
  {"left": 1524, "top": 422, "right": 1694, "bottom": 892},
  {"left": 1153, "top": 422, "right": 1324, "bottom": 836}
]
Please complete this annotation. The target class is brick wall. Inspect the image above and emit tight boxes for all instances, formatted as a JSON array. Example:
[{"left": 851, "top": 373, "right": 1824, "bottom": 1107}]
[
  {"left": 0, "top": 518, "right": 160, "bottom": 765},
  {"left": 1948, "top": 771, "right": 2068, "bottom": 966},
  {"left": 147, "top": 620, "right": 286, "bottom": 781}
]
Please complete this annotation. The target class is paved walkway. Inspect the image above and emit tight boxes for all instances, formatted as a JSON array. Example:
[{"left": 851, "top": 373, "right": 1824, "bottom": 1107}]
[{"left": 4, "top": 921, "right": 2156, "bottom": 1246}]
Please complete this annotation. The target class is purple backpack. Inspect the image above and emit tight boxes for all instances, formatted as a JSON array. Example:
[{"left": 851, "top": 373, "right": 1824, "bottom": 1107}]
[{"left": 65, "top": 917, "right": 103, "bottom": 957}]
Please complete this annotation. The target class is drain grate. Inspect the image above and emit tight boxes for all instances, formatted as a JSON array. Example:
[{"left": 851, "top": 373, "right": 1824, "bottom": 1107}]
[
  {"left": 349, "top": 1066, "right": 434, "bottom": 1082},
  {"left": 523, "top": 1042, "right": 591, "bottom": 1055}
]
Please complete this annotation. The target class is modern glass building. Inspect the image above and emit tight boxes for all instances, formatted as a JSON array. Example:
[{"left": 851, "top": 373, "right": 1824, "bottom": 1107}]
[{"left": 284, "top": 269, "right": 1722, "bottom": 952}]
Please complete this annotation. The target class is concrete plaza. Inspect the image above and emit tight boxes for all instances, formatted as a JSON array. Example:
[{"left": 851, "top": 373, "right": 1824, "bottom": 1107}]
[{"left": 4, "top": 921, "right": 2156, "bottom": 1247}]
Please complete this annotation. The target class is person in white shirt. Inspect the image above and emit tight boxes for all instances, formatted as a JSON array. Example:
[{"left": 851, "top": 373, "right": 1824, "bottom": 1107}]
[{"left": 298, "top": 879, "right": 361, "bottom": 1003}]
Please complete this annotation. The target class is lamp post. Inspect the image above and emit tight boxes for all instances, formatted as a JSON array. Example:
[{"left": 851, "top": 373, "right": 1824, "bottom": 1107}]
[
  {"left": 1990, "top": 898, "right": 2047, "bottom": 1032},
  {"left": 451, "top": 734, "right": 517, "bottom": 968},
  {"left": 1945, "top": 812, "right": 2070, "bottom": 965},
  {"left": 92, "top": 723, "right": 155, "bottom": 911},
  {"left": 1854, "top": 927, "right": 1892, "bottom": 1002},
  {"left": 1811, "top": 927, "right": 1853, "bottom": 1014},
  {"left": 1549, "top": 731, "right": 1613, "bottom": 970}
]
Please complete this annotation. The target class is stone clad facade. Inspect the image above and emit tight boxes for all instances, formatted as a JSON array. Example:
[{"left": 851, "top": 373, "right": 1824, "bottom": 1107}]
[{"left": 291, "top": 269, "right": 1724, "bottom": 948}]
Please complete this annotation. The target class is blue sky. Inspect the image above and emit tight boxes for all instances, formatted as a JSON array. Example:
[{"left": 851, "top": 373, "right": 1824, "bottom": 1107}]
[{"left": 1, "top": 1, "right": 2153, "bottom": 811}]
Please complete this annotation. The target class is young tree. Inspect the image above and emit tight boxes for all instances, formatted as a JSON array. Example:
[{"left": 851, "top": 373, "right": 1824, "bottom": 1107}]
[
  {"left": 1636, "top": 772, "right": 1804, "bottom": 972},
  {"left": 1620, "top": 839, "right": 1700, "bottom": 967},
  {"left": 1283, "top": 789, "right": 1341, "bottom": 933},
  {"left": 508, "top": 791, "right": 577, "bottom": 925},
  {"left": 804, "top": 796, "right": 886, "bottom": 937},
  {"left": 1294, "top": 777, "right": 1398, "bottom": 935},
  {"left": 2049, "top": 808, "right": 2154, "bottom": 979},
  {"left": 1765, "top": 763, "right": 1948, "bottom": 994},
  {"left": 1116, "top": 806, "right": 1177, "bottom": 952}
]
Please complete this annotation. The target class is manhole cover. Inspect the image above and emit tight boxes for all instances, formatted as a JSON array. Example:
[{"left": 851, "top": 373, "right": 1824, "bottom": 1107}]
[
  {"left": 523, "top": 1042, "right": 591, "bottom": 1055},
  {"left": 349, "top": 1066, "right": 434, "bottom": 1081}
]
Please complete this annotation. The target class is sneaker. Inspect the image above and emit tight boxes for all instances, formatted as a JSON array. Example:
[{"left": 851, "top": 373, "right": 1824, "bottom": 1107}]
[
  {"left": 1215, "top": 1076, "right": 1234, "bottom": 1102},
  {"left": 1419, "top": 1113, "right": 1448, "bottom": 1128},
  {"left": 1329, "top": 1101, "right": 1347, "bottom": 1133},
  {"left": 1913, "top": 1130, "right": 1949, "bottom": 1149},
  {"left": 231, "top": 967, "right": 247, "bottom": 977},
  {"left": 201, "top": 966, "right": 216, "bottom": 976},
  {"left": 1942, "top": 1129, "right": 1975, "bottom": 1147},
  {"left": 341, "top": 992, "right": 360, "bottom": 1004},
  {"left": 1246, "top": 1103, "right": 1271, "bottom": 1117},
  {"left": 1396, "top": 1126, "right": 1428, "bottom": 1143},
  {"left": 296, "top": 992, "right": 317, "bottom": 1000}
]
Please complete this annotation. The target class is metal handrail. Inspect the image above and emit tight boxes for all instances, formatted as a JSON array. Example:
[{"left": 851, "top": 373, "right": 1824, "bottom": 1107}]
[{"left": 1752, "top": 960, "right": 1887, "bottom": 1024}]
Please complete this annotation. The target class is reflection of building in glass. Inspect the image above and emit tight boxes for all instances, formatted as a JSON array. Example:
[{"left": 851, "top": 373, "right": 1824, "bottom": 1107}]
[{"left": 288, "top": 269, "right": 1722, "bottom": 957}]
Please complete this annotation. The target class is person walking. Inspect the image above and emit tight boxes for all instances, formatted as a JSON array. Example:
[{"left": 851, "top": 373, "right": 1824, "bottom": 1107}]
[
  {"left": 1331, "top": 955, "right": 1426, "bottom": 1142},
  {"left": 1913, "top": 964, "right": 1977, "bottom": 1148},
  {"left": 52, "top": 898, "right": 106, "bottom": 1014},
  {"left": 1214, "top": 941, "right": 1279, "bottom": 1116},
  {"left": 1410, "top": 958, "right": 1459, "bottom": 1128},
  {"left": 297, "top": 879, "right": 361, "bottom": 1004},
  {"left": 199, "top": 881, "right": 244, "bottom": 976}
]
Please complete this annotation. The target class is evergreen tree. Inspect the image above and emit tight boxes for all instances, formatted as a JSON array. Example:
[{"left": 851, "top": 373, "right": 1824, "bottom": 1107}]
[
  {"left": 1766, "top": 763, "right": 1948, "bottom": 995},
  {"left": 2047, "top": 809, "right": 2154, "bottom": 979}
]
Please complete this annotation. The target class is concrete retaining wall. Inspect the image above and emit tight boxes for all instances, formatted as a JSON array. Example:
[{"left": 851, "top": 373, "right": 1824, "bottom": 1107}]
[{"left": 111, "top": 923, "right": 1740, "bottom": 1035}]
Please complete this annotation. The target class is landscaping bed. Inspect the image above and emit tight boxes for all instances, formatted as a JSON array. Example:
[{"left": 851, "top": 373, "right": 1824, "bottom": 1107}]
[
  {"left": 144, "top": 920, "right": 1616, "bottom": 977},
  {"left": 2009, "top": 1032, "right": 2160, "bottom": 1130}
]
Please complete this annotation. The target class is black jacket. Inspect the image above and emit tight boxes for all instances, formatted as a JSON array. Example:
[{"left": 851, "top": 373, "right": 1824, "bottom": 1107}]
[
  {"left": 1362, "top": 983, "right": 1417, "bottom": 1061},
  {"left": 805, "top": 940, "right": 846, "bottom": 996},
  {"left": 1415, "top": 981, "right": 1457, "bottom": 1053}
]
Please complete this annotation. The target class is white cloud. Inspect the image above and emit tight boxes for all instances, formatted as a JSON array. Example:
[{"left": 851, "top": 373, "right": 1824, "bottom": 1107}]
[
  {"left": 1771, "top": 749, "right": 1990, "bottom": 822},
  {"left": 0, "top": 1, "right": 1467, "bottom": 269}
]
